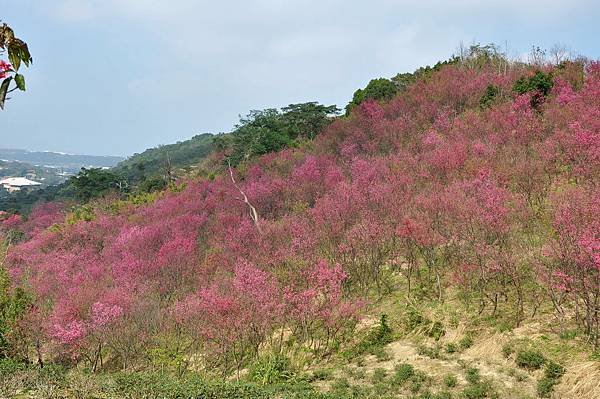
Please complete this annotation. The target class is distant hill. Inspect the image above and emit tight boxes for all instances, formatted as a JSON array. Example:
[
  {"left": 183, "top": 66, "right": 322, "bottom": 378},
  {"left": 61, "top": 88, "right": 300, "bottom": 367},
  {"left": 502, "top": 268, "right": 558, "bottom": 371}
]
[
  {"left": 0, "top": 148, "right": 124, "bottom": 173},
  {"left": 0, "top": 159, "right": 66, "bottom": 186},
  {"left": 0, "top": 135, "right": 216, "bottom": 212},
  {"left": 113, "top": 133, "right": 215, "bottom": 182}
]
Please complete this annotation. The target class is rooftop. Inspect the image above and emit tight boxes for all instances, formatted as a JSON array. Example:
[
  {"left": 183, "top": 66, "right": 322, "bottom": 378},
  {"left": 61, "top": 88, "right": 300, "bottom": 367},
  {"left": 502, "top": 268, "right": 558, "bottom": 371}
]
[{"left": 0, "top": 177, "right": 42, "bottom": 187}]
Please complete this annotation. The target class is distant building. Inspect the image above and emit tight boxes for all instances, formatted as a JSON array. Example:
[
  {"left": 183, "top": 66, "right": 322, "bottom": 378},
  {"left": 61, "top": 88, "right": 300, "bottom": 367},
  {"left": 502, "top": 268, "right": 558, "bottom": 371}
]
[{"left": 0, "top": 177, "right": 42, "bottom": 193}]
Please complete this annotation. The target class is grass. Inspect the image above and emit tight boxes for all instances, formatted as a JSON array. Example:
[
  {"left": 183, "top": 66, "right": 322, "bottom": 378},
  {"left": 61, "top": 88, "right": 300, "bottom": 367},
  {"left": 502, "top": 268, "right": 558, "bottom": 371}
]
[
  {"left": 310, "top": 368, "right": 333, "bottom": 381},
  {"left": 392, "top": 363, "right": 415, "bottom": 386},
  {"left": 342, "top": 314, "right": 394, "bottom": 361},
  {"left": 443, "top": 373, "right": 458, "bottom": 388},
  {"left": 465, "top": 367, "right": 481, "bottom": 384},
  {"left": 371, "top": 368, "right": 387, "bottom": 384},
  {"left": 418, "top": 344, "right": 444, "bottom": 359}
]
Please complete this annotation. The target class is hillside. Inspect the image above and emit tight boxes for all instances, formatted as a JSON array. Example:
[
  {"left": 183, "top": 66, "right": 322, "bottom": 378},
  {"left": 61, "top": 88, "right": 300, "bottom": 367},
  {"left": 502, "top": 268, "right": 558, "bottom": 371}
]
[
  {"left": 113, "top": 133, "right": 215, "bottom": 183},
  {"left": 1, "top": 52, "right": 599, "bottom": 399}
]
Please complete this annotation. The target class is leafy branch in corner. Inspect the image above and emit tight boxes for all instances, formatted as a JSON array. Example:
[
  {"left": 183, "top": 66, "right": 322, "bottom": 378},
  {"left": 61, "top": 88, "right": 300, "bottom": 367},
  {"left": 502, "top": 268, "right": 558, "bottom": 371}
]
[{"left": 0, "top": 22, "right": 33, "bottom": 110}]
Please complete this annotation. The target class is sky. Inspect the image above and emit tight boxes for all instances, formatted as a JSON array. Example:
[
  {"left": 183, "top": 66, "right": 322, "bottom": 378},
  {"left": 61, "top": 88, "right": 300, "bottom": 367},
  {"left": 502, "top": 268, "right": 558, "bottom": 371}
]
[{"left": 1, "top": 0, "right": 599, "bottom": 156}]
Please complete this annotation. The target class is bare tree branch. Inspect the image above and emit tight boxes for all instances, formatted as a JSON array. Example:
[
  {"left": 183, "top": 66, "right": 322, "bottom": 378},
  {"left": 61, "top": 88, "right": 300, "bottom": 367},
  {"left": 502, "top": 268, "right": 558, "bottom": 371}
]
[{"left": 228, "top": 161, "right": 262, "bottom": 234}]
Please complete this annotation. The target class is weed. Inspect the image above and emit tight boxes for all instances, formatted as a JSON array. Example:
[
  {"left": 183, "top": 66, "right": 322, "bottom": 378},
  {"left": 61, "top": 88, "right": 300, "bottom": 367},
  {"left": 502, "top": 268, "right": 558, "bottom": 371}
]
[
  {"left": 446, "top": 343, "right": 458, "bottom": 354},
  {"left": 536, "top": 377, "right": 556, "bottom": 398},
  {"left": 311, "top": 368, "right": 333, "bottom": 381},
  {"left": 418, "top": 344, "right": 443, "bottom": 359},
  {"left": 392, "top": 363, "right": 415, "bottom": 386},
  {"left": 249, "top": 354, "right": 294, "bottom": 385},
  {"left": 371, "top": 368, "right": 387, "bottom": 384},
  {"left": 559, "top": 330, "right": 577, "bottom": 340},
  {"left": 515, "top": 350, "right": 545, "bottom": 370},
  {"left": 461, "top": 383, "right": 492, "bottom": 399},
  {"left": 544, "top": 361, "right": 565, "bottom": 380},
  {"left": 429, "top": 321, "right": 446, "bottom": 341},
  {"left": 501, "top": 343, "right": 514, "bottom": 359},
  {"left": 330, "top": 377, "right": 350, "bottom": 392},
  {"left": 372, "top": 346, "right": 392, "bottom": 361},
  {"left": 343, "top": 314, "right": 393, "bottom": 360},
  {"left": 444, "top": 373, "right": 458, "bottom": 388},
  {"left": 465, "top": 367, "right": 481, "bottom": 384},
  {"left": 459, "top": 335, "right": 474, "bottom": 350}
]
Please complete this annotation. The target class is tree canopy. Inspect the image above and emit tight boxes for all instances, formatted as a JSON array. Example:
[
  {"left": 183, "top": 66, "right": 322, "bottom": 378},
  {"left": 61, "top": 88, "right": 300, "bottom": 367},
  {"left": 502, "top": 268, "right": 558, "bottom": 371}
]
[{"left": 224, "top": 102, "right": 339, "bottom": 166}]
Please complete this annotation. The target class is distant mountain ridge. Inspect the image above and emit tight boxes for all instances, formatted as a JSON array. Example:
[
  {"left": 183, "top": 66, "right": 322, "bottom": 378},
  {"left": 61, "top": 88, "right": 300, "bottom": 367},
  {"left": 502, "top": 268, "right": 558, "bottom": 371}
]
[{"left": 0, "top": 148, "right": 124, "bottom": 172}]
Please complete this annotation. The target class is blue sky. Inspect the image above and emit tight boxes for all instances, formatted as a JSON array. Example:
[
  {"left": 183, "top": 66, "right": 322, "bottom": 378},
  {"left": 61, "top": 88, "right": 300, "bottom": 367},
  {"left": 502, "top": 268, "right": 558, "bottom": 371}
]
[{"left": 1, "top": 0, "right": 599, "bottom": 156}]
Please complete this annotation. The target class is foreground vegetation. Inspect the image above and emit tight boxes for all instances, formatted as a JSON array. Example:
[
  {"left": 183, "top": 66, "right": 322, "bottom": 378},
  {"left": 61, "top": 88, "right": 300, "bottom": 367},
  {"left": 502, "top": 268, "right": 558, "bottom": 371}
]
[{"left": 0, "top": 294, "right": 595, "bottom": 398}]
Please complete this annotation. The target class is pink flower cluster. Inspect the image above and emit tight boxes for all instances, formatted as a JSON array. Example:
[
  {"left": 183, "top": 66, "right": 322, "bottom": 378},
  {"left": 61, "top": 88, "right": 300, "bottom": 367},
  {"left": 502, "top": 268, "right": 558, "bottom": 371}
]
[{"left": 0, "top": 60, "right": 11, "bottom": 79}]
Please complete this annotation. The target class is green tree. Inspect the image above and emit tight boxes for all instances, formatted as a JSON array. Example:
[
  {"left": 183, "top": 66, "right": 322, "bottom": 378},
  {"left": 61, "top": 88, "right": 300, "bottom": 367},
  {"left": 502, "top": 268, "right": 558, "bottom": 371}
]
[
  {"left": 227, "top": 102, "right": 338, "bottom": 165},
  {"left": 513, "top": 70, "right": 554, "bottom": 107},
  {"left": 280, "top": 102, "right": 339, "bottom": 140},
  {"left": 346, "top": 78, "right": 397, "bottom": 114},
  {"left": 64, "top": 167, "right": 126, "bottom": 201},
  {"left": 513, "top": 70, "right": 554, "bottom": 96}
]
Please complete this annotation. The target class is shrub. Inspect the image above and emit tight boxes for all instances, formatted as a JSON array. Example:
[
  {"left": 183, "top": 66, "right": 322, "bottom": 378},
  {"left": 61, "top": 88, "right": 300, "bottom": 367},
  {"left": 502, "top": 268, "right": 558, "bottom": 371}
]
[
  {"left": 418, "top": 344, "right": 443, "bottom": 359},
  {"left": 544, "top": 361, "right": 565, "bottom": 380},
  {"left": 446, "top": 343, "right": 458, "bottom": 354},
  {"left": 459, "top": 335, "right": 473, "bottom": 350},
  {"left": 515, "top": 350, "right": 545, "bottom": 370},
  {"left": 429, "top": 321, "right": 446, "bottom": 341},
  {"left": 371, "top": 368, "right": 387, "bottom": 384},
  {"left": 444, "top": 373, "right": 458, "bottom": 388},
  {"left": 392, "top": 363, "right": 415, "bottom": 386},
  {"left": 343, "top": 314, "right": 393, "bottom": 360},
  {"left": 513, "top": 70, "right": 553, "bottom": 96},
  {"left": 462, "top": 384, "right": 495, "bottom": 399},
  {"left": 537, "top": 377, "right": 556, "bottom": 398},
  {"left": 465, "top": 367, "right": 481, "bottom": 384},
  {"left": 479, "top": 85, "right": 500, "bottom": 108},
  {"left": 406, "top": 307, "right": 427, "bottom": 330}
]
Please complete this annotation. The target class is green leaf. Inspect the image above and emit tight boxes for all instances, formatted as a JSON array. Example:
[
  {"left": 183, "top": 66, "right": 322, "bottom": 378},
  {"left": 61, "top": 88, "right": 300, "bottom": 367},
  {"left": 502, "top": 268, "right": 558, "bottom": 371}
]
[
  {"left": 0, "top": 77, "right": 13, "bottom": 110},
  {"left": 15, "top": 74, "right": 25, "bottom": 91},
  {"left": 19, "top": 44, "right": 32, "bottom": 67},
  {"left": 8, "top": 47, "right": 20, "bottom": 71}
]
